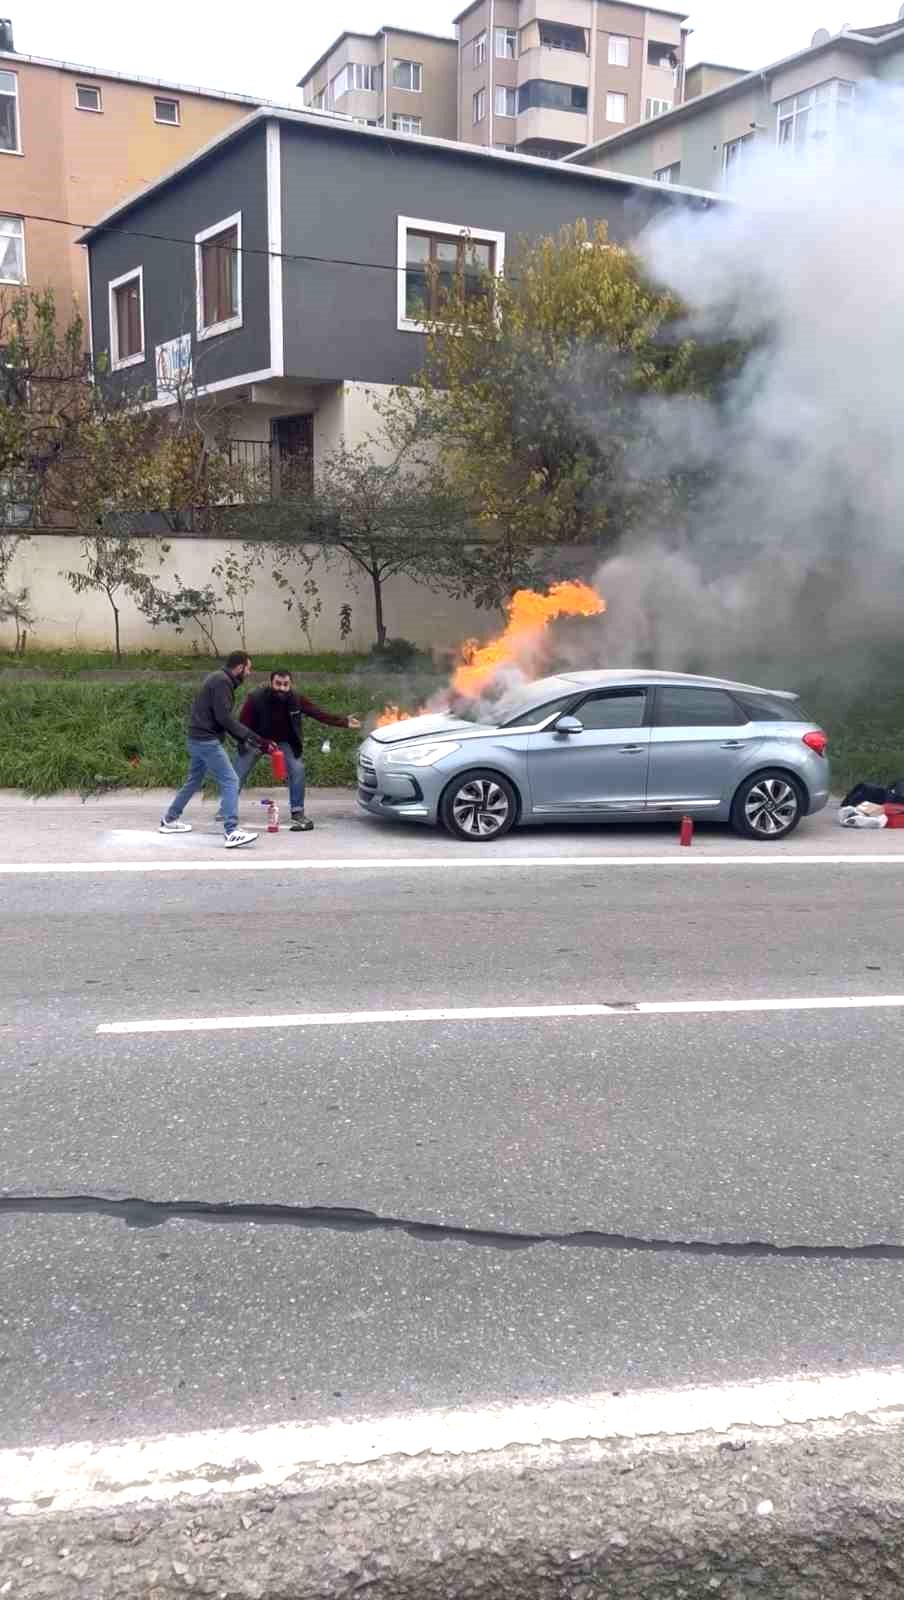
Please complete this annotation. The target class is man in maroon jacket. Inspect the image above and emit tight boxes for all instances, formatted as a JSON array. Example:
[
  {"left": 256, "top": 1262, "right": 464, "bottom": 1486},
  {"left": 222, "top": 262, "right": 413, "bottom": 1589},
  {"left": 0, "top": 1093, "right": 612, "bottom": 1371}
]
[{"left": 233, "top": 669, "right": 361, "bottom": 831}]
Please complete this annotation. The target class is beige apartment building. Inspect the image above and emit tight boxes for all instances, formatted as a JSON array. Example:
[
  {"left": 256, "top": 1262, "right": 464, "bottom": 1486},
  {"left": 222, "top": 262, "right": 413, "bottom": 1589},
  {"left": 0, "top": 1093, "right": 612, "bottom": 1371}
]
[
  {"left": 298, "top": 3, "right": 688, "bottom": 159},
  {"left": 297, "top": 27, "right": 459, "bottom": 139},
  {"left": 456, "top": 0, "right": 687, "bottom": 158},
  {"left": 0, "top": 22, "right": 268, "bottom": 319},
  {"left": 566, "top": 14, "right": 904, "bottom": 189}
]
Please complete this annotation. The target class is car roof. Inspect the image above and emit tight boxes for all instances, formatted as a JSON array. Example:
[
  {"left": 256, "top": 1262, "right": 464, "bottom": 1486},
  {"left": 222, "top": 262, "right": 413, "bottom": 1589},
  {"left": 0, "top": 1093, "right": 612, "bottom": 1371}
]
[{"left": 548, "top": 669, "right": 798, "bottom": 700}]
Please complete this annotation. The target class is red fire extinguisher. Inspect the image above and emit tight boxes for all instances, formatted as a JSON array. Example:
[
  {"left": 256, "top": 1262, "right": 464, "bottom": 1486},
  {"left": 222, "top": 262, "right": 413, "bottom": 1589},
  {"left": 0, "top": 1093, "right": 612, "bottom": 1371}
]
[
  {"left": 679, "top": 815, "right": 694, "bottom": 847},
  {"left": 270, "top": 747, "right": 287, "bottom": 781}
]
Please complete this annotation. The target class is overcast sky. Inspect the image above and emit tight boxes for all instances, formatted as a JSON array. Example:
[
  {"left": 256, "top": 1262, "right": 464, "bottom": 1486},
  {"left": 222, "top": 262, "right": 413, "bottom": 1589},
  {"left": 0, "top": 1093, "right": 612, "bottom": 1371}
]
[{"left": 16, "top": 0, "right": 900, "bottom": 102}]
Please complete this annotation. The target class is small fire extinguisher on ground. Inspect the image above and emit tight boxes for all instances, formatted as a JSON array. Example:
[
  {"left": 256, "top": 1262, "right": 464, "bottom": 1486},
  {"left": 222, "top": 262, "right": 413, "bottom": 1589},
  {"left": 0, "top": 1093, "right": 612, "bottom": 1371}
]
[
  {"left": 679, "top": 815, "right": 694, "bottom": 847},
  {"left": 261, "top": 798, "right": 280, "bottom": 833}
]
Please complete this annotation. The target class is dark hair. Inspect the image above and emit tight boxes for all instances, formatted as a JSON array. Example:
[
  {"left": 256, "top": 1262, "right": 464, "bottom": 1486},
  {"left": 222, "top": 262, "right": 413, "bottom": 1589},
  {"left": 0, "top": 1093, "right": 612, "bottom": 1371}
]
[
  {"left": 224, "top": 650, "right": 251, "bottom": 672},
  {"left": 270, "top": 669, "right": 294, "bottom": 683}
]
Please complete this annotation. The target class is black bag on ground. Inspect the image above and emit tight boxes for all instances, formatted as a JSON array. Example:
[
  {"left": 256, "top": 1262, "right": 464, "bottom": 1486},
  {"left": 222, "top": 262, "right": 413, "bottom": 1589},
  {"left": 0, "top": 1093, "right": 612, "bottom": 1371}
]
[{"left": 841, "top": 782, "right": 892, "bottom": 808}]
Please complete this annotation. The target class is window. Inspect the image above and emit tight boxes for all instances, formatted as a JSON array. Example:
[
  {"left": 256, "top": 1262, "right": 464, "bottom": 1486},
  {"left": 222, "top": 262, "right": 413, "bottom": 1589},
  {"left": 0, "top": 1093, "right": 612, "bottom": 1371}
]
[
  {"left": 722, "top": 132, "right": 754, "bottom": 180},
  {"left": 0, "top": 215, "right": 25, "bottom": 284},
  {"left": 331, "top": 62, "right": 380, "bottom": 99},
  {"left": 474, "top": 31, "right": 487, "bottom": 66},
  {"left": 495, "top": 85, "right": 516, "bottom": 119},
  {"left": 108, "top": 268, "right": 144, "bottom": 370},
  {"left": 733, "top": 693, "right": 802, "bottom": 722},
  {"left": 538, "top": 22, "right": 587, "bottom": 53},
  {"left": 398, "top": 217, "right": 505, "bottom": 331},
  {"left": 391, "top": 114, "right": 422, "bottom": 135},
  {"left": 518, "top": 80, "right": 588, "bottom": 114},
  {"left": 608, "top": 35, "right": 630, "bottom": 67},
  {"left": 644, "top": 97, "right": 672, "bottom": 120},
  {"left": 654, "top": 162, "right": 680, "bottom": 183},
  {"left": 0, "top": 69, "right": 19, "bottom": 153},
  {"left": 76, "top": 83, "right": 102, "bottom": 112},
  {"left": 654, "top": 687, "right": 744, "bottom": 728},
  {"left": 502, "top": 695, "right": 577, "bottom": 728},
  {"left": 392, "top": 59, "right": 422, "bottom": 92},
  {"left": 574, "top": 690, "right": 647, "bottom": 731},
  {"left": 195, "top": 214, "right": 242, "bottom": 339},
  {"left": 647, "top": 40, "right": 678, "bottom": 69},
  {"left": 606, "top": 91, "right": 628, "bottom": 123},
  {"left": 473, "top": 87, "right": 487, "bottom": 124},
  {"left": 495, "top": 26, "right": 517, "bottom": 59},
  {"left": 312, "top": 88, "right": 326, "bottom": 110},
  {"left": 154, "top": 96, "right": 180, "bottom": 125},
  {"left": 777, "top": 80, "right": 855, "bottom": 151}
]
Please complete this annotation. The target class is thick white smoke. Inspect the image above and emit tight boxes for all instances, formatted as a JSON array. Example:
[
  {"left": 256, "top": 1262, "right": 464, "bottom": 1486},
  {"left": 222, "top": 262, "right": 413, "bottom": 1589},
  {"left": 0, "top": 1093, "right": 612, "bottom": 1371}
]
[{"left": 583, "top": 83, "right": 904, "bottom": 688}]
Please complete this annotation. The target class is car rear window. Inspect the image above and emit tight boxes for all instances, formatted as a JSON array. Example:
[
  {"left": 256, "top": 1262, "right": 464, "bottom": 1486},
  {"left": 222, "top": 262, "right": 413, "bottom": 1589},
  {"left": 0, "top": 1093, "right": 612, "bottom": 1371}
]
[
  {"left": 654, "top": 687, "right": 746, "bottom": 728},
  {"left": 733, "top": 693, "right": 809, "bottom": 722}
]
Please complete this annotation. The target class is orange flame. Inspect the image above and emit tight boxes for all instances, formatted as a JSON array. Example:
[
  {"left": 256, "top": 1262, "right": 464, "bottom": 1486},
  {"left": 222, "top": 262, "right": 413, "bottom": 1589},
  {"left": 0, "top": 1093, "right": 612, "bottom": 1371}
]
[
  {"left": 452, "top": 581, "right": 606, "bottom": 698},
  {"left": 373, "top": 580, "right": 606, "bottom": 726}
]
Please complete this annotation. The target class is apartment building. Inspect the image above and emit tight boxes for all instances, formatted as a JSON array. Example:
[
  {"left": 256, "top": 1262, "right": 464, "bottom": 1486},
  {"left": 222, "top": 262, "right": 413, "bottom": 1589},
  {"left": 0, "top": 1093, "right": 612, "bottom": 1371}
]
[
  {"left": 0, "top": 20, "right": 270, "bottom": 317},
  {"left": 297, "top": 27, "right": 459, "bottom": 140},
  {"left": 456, "top": 0, "right": 687, "bottom": 158},
  {"left": 566, "top": 14, "right": 904, "bottom": 189}
]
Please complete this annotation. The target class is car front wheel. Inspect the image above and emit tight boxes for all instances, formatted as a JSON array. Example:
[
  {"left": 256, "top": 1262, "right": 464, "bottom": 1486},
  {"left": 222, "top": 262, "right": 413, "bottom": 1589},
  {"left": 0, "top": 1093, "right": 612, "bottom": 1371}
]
[
  {"left": 440, "top": 770, "right": 518, "bottom": 842},
  {"left": 730, "top": 770, "right": 805, "bottom": 840}
]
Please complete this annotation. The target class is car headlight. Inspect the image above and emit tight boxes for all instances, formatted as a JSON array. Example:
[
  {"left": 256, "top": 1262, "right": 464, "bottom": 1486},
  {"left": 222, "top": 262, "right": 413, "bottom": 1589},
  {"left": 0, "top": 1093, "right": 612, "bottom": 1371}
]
[{"left": 384, "top": 742, "right": 461, "bottom": 768}]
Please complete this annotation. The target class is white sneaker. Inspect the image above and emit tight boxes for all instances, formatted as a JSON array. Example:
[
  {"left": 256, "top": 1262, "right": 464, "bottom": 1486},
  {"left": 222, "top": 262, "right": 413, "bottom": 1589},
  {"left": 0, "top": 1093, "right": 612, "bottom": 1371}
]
[
  {"left": 224, "top": 829, "right": 258, "bottom": 849},
  {"left": 159, "top": 818, "right": 192, "bottom": 833}
]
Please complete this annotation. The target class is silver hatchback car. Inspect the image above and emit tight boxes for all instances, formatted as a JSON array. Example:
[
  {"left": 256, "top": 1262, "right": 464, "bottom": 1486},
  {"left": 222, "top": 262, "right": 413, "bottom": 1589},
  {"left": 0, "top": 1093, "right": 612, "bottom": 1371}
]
[{"left": 357, "top": 670, "right": 831, "bottom": 843}]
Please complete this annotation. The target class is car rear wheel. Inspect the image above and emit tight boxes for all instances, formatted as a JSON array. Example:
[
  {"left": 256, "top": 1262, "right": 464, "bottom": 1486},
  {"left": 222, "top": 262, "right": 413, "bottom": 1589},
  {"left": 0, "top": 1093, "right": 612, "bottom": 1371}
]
[
  {"left": 440, "top": 770, "right": 518, "bottom": 842},
  {"left": 730, "top": 770, "right": 804, "bottom": 840}
]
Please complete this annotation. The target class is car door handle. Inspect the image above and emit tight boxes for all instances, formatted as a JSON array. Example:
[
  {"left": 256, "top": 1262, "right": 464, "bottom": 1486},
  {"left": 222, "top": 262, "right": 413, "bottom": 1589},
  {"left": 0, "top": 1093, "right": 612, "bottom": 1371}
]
[
  {"left": 619, "top": 744, "right": 645, "bottom": 753},
  {"left": 721, "top": 740, "right": 744, "bottom": 748}
]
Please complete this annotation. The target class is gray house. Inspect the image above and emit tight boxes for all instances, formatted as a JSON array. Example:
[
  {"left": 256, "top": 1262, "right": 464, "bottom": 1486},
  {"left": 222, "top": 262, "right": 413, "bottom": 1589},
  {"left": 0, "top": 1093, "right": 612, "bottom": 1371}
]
[{"left": 81, "top": 109, "right": 717, "bottom": 477}]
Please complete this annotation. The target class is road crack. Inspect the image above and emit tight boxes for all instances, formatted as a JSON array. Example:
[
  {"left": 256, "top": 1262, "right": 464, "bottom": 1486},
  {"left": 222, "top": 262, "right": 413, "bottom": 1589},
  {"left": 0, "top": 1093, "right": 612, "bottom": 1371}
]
[{"left": 1, "top": 1195, "right": 903, "bottom": 1260}]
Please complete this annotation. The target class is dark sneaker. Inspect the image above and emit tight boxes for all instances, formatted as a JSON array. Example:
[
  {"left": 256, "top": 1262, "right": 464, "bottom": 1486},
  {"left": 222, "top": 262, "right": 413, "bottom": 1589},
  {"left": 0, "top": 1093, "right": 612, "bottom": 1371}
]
[{"left": 291, "top": 812, "right": 314, "bottom": 832}]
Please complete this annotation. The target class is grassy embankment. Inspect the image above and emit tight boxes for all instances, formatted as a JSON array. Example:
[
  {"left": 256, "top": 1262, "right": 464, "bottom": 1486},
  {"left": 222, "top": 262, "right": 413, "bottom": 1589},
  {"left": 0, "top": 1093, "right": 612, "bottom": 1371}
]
[{"left": 0, "top": 650, "right": 901, "bottom": 797}]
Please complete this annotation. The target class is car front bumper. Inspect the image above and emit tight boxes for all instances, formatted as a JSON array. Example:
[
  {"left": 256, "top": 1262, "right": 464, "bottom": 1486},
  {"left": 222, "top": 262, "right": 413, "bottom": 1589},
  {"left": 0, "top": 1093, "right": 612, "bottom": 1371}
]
[{"left": 356, "top": 753, "right": 438, "bottom": 823}]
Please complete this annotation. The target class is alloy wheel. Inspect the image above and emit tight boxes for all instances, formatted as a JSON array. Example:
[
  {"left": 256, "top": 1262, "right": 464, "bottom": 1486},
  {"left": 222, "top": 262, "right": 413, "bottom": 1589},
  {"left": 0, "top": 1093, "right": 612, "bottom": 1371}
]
[
  {"left": 744, "top": 777, "right": 799, "bottom": 836},
  {"left": 451, "top": 779, "right": 511, "bottom": 838}
]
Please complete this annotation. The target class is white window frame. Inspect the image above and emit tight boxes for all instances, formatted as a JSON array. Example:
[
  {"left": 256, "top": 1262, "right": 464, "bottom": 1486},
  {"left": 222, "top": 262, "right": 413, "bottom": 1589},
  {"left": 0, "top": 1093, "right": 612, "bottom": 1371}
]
[
  {"left": 473, "top": 87, "right": 487, "bottom": 124},
  {"left": 75, "top": 83, "right": 103, "bottom": 113},
  {"left": 0, "top": 214, "right": 26, "bottom": 285},
  {"left": 606, "top": 91, "right": 628, "bottom": 123},
  {"left": 392, "top": 59, "right": 423, "bottom": 93},
  {"left": 154, "top": 95, "right": 180, "bottom": 125},
  {"left": 474, "top": 31, "right": 487, "bottom": 66},
  {"left": 391, "top": 113, "right": 422, "bottom": 135},
  {"left": 777, "top": 79, "right": 855, "bottom": 149},
  {"left": 495, "top": 26, "right": 517, "bottom": 59},
  {"left": 195, "top": 211, "right": 243, "bottom": 341},
  {"left": 108, "top": 266, "right": 145, "bottom": 371},
  {"left": 608, "top": 34, "right": 630, "bottom": 66},
  {"left": 644, "top": 97, "right": 672, "bottom": 121},
  {"left": 0, "top": 67, "right": 20, "bottom": 155},
  {"left": 495, "top": 85, "right": 516, "bottom": 119},
  {"left": 654, "top": 163, "right": 680, "bottom": 184},
  {"left": 722, "top": 132, "right": 754, "bottom": 176},
  {"left": 397, "top": 215, "right": 506, "bottom": 334}
]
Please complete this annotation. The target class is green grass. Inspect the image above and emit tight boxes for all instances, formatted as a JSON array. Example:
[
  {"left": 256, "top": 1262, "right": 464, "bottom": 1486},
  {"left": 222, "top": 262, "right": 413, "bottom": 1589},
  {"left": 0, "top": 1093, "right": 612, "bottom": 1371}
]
[
  {"left": 1, "top": 663, "right": 901, "bottom": 799},
  {"left": 0, "top": 676, "right": 442, "bottom": 796},
  {"left": 0, "top": 648, "right": 372, "bottom": 678}
]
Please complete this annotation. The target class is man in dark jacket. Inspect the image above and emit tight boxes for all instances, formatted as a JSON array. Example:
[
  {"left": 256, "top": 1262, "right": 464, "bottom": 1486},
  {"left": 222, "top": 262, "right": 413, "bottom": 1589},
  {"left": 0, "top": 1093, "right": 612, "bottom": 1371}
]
[
  {"left": 160, "top": 651, "right": 267, "bottom": 849},
  {"left": 234, "top": 669, "right": 360, "bottom": 831}
]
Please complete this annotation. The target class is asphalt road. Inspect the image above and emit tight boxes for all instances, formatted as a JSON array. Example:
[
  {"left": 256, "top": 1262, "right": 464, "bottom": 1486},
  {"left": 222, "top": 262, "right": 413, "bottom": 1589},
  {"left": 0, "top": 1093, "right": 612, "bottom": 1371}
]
[{"left": 3, "top": 791, "right": 904, "bottom": 1457}]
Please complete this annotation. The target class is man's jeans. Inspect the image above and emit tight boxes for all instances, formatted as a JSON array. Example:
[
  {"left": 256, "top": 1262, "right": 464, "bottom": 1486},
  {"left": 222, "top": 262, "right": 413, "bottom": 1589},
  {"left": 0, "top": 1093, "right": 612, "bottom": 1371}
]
[
  {"left": 165, "top": 739, "right": 239, "bottom": 835},
  {"left": 234, "top": 741, "right": 306, "bottom": 814}
]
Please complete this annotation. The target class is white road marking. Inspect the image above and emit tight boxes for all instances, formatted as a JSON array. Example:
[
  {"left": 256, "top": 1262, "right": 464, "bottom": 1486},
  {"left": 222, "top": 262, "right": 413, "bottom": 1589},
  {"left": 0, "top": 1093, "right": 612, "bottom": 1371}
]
[
  {"left": 2, "top": 852, "right": 904, "bottom": 875},
  {"left": 97, "top": 994, "right": 904, "bottom": 1036},
  {"left": 4, "top": 1364, "right": 904, "bottom": 1515}
]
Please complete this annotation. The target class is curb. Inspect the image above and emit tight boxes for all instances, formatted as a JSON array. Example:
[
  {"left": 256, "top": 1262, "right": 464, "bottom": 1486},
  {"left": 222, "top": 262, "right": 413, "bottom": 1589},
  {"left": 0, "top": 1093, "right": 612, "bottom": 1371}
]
[{"left": 4, "top": 1414, "right": 904, "bottom": 1598}]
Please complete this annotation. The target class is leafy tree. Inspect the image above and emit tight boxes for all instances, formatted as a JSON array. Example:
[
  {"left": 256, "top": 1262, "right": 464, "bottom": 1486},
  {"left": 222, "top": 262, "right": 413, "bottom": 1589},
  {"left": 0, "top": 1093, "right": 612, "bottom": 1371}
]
[{"left": 392, "top": 220, "right": 729, "bottom": 576}]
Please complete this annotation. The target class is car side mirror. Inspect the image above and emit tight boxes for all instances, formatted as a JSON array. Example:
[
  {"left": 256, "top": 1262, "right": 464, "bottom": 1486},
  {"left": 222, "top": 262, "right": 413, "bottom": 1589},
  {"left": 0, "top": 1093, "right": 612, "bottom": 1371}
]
[{"left": 554, "top": 715, "right": 584, "bottom": 736}]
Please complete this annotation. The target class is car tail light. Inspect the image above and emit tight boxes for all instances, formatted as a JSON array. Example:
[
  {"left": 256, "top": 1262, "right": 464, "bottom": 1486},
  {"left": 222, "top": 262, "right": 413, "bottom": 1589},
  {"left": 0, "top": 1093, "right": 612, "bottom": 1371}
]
[{"left": 802, "top": 731, "right": 828, "bottom": 757}]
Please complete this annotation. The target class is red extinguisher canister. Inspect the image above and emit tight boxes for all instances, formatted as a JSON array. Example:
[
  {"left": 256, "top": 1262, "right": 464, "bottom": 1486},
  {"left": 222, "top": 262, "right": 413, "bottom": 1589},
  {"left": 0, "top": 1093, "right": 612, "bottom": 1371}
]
[
  {"left": 270, "top": 747, "right": 288, "bottom": 782},
  {"left": 679, "top": 815, "right": 694, "bottom": 847}
]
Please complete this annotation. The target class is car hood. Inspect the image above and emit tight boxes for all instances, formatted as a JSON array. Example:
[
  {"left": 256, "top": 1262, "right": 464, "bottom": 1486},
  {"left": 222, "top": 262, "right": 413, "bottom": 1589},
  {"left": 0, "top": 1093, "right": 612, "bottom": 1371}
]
[{"left": 369, "top": 712, "right": 488, "bottom": 746}]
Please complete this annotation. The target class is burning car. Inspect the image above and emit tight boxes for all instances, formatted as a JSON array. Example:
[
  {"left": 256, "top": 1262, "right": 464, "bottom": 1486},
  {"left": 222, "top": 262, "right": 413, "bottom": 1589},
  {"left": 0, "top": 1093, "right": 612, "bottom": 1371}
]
[{"left": 356, "top": 670, "right": 830, "bottom": 842}]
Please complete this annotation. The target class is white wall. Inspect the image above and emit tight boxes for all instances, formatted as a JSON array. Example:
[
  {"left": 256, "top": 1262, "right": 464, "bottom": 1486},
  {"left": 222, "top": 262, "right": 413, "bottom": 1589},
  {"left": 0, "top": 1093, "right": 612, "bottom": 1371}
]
[{"left": 4, "top": 534, "right": 491, "bottom": 655}]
